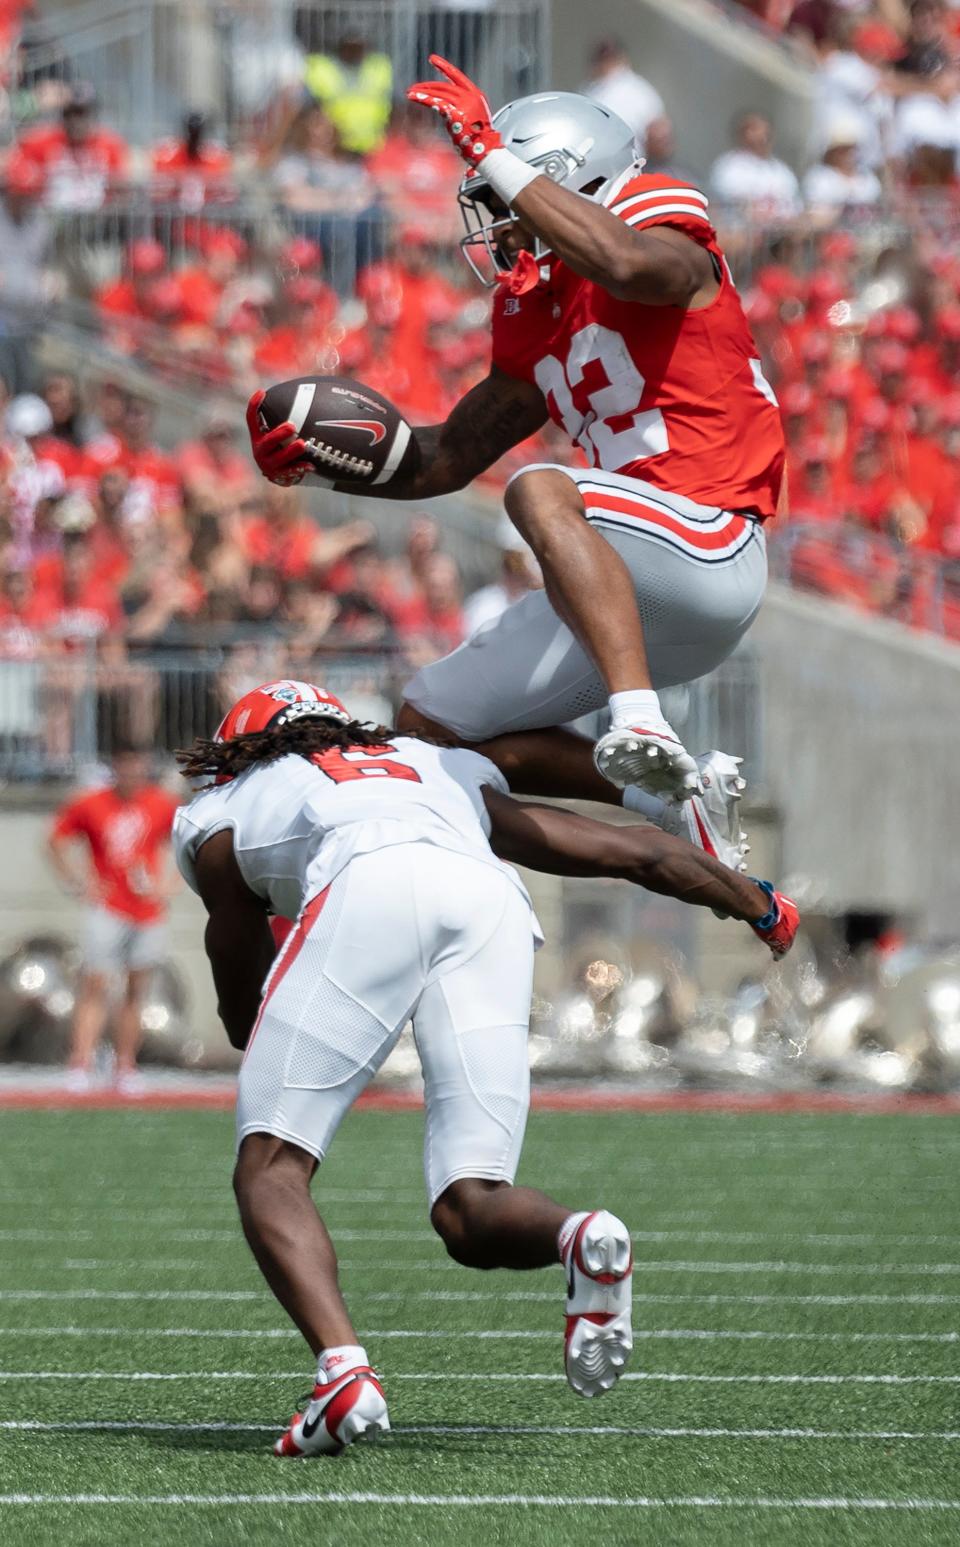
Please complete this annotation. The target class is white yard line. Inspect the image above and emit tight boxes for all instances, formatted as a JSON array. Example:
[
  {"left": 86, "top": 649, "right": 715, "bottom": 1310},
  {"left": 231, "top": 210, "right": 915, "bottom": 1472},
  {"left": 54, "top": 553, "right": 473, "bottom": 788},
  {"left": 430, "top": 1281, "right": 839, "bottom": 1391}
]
[
  {"left": 4, "top": 1287, "right": 960, "bottom": 1307},
  {"left": 0, "top": 1370, "right": 958, "bottom": 1385},
  {"left": 2, "top": 1419, "right": 959, "bottom": 1441},
  {"left": 0, "top": 1492, "right": 959, "bottom": 1510},
  {"left": 6, "top": 1255, "right": 960, "bottom": 1276},
  {"left": 0, "top": 1230, "right": 237, "bottom": 1245},
  {"left": 4, "top": 1326, "right": 958, "bottom": 1345},
  {"left": 5, "top": 1223, "right": 960, "bottom": 1250}
]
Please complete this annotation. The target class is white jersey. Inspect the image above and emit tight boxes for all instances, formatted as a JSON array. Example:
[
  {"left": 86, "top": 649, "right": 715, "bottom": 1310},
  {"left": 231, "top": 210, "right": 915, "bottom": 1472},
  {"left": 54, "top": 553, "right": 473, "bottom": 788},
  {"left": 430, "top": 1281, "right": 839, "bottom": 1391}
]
[{"left": 173, "top": 735, "right": 536, "bottom": 926}]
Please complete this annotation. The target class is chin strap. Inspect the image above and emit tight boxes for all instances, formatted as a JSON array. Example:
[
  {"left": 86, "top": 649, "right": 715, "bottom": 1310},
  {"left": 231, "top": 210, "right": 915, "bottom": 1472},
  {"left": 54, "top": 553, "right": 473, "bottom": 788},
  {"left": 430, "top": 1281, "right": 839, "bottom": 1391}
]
[{"left": 495, "top": 248, "right": 542, "bottom": 296}]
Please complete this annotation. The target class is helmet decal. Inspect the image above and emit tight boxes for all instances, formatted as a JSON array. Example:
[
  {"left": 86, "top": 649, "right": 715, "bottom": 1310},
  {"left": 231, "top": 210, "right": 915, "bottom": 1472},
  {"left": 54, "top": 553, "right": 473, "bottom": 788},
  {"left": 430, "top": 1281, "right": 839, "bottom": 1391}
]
[
  {"left": 215, "top": 681, "right": 352, "bottom": 743},
  {"left": 456, "top": 91, "right": 639, "bottom": 287}
]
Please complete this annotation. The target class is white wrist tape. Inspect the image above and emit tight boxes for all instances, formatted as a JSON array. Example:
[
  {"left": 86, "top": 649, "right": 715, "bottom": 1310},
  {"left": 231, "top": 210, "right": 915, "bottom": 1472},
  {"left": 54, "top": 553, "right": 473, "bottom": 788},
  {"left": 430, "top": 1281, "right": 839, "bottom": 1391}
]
[
  {"left": 609, "top": 688, "right": 666, "bottom": 731},
  {"left": 475, "top": 147, "right": 541, "bottom": 207}
]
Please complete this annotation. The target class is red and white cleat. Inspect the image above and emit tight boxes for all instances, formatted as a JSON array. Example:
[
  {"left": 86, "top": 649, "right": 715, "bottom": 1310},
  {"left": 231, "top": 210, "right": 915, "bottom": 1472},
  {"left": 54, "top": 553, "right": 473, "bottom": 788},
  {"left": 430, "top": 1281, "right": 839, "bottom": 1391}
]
[
  {"left": 750, "top": 882, "right": 800, "bottom": 960},
  {"left": 562, "top": 1210, "right": 633, "bottom": 1399},
  {"left": 663, "top": 750, "right": 749, "bottom": 877},
  {"left": 593, "top": 724, "right": 702, "bottom": 803},
  {"left": 274, "top": 1366, "right": 389, "bottom": 1457}
]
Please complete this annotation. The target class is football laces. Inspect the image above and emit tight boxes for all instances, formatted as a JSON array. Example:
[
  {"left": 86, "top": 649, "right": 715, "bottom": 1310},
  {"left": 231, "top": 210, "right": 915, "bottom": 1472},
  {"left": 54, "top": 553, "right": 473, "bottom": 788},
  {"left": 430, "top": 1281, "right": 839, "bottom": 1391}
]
[{"left": 301, "top": 436, "right": 375, "bottom": 479}]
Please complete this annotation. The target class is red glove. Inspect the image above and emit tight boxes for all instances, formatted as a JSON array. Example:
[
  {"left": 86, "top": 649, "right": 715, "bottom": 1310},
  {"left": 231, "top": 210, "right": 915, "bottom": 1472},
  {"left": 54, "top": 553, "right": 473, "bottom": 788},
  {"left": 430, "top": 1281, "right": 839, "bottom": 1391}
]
[
  {"left": 245, "top": 389, "right": 312, "bottom": 487},
  {"left": 406, "top": 55, "right": 502, "bottom": 168}
]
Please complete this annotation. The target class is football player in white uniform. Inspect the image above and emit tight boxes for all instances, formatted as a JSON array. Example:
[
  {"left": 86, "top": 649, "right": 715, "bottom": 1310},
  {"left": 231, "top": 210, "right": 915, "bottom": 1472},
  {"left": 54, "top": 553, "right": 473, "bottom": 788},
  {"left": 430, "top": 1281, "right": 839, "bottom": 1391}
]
[{"left": 174, "top": 680, "right": 797, "bottom": 1457}]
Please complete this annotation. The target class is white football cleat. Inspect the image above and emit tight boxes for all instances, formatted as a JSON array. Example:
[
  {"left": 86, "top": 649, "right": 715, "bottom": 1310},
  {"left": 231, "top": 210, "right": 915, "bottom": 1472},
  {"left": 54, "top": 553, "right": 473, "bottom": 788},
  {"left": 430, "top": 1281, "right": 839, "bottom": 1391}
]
[
  {"left": 594, "top": 724, "right": 702, "bottom": 802},
  {"left": 274, "top": 1366, "right": 389, "bottom": 1457},
  {"left": 661, "top": 750, "right": 749, "bottom": 880},
  {"left": 562, "top": 1210, "right": 633, "bottom": 1399}
]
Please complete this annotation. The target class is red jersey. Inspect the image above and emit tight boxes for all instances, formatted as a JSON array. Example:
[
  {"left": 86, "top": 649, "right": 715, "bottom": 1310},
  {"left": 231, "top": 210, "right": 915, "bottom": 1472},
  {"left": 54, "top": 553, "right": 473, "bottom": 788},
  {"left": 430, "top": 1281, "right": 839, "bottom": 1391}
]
[
  {"left": 151, "top": 139, "right": 233, "bottom": 205},
  {"left": 52, "top": 784, "right": 179, "bottom": 924},
  {"left": 37, "top": 571, "right": 123, "bottom": 647},
  {"left": 13, "top": 125, "right": 129, "bottom": 210},
  {"left": 491, "top": 172, "right": 785, "bottom": 520},
  {"left": 241, "top": 515, "right": 316, "bottom": 580}
]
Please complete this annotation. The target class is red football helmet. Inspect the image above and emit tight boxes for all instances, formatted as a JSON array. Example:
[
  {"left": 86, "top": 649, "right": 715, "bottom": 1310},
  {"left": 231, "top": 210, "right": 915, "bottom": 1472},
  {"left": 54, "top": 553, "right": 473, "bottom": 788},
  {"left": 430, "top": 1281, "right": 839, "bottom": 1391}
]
[{"left": 215, "top": 680, "right": 352, "bottom": 742}]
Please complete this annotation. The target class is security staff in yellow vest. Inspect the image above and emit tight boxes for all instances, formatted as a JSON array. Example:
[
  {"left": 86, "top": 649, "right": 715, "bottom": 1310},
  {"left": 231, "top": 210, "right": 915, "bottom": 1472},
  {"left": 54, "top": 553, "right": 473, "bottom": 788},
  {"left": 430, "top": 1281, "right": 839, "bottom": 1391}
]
[{"left": 304, "top": 33, "right": 392, "bottom": 155}]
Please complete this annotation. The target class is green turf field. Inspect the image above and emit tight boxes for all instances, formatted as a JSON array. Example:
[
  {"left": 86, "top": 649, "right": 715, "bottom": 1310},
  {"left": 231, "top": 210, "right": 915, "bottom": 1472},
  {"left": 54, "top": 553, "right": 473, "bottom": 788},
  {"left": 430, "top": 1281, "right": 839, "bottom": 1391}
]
[{"left": 0, "top": 1107, "right": 958, "bottom": 1546}]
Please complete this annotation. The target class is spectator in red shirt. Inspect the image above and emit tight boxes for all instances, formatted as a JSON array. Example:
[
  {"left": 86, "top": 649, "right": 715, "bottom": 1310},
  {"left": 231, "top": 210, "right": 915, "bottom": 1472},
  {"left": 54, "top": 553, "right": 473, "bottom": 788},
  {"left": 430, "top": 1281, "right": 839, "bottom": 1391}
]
[
  {"left": 368, "top": 101, "right": 461, "bottom": 237},
  {"left": 112, "top": 397, "right": 182, "bottom": 518},
  {"left": 836, "top": 436, "right": 898, "bottom": 531},
  {"left": 175, "top": 228, "right": 247, "bottom": 328},
  {"left": 790, "top": 438, "right": 837, "bottom": 522},
  {"left": 178, "top": 406, "right": 256, "bottom": 511},
  {"left": 394, "top": 551, "right": 465, "bottom": 657},
  {"left": 151, "top": 111, "right": 235, "bottom": 208},
  {"left": 42, "top": 371, "right": 93, "bottom": 453},
  {"left": 96, "top": 240, "right": 168, "bottom": 346},
  {"left": 11, "top": 83, "right": 129, "bottom": 211},
  {"left": 80, "top": 381, "right": 129, "bottom": 477},
  {"left": 253, "top": 275, "right": 339, "bottom": 379},
  {"left": 239, "top": 485, "right": 372, "bottom": 581},
  {"left": 36, "top": 531, "right": 123, "bottom": 648},
  {"left": 47, "top": 745, "right": 180, "bottom": 1092},
  {"left": 0, "top": 567, "right": 54, "bottom": 656},
  {"left": 239, "top": 487, "right": 319, "bottom": 580},
  {"left": 85, "top": 467, "right": 136, "bottom": 588},
  {"left": 6, "top": 391, "right": 83, "bottom": 482}
]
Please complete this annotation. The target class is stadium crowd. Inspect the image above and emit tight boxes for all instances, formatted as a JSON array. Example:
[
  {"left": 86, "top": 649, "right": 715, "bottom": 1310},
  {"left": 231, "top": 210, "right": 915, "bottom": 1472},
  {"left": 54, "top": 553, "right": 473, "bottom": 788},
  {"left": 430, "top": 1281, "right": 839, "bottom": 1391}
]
[{"left": 0, "top": 366, "right": 546, "bottom": 658}]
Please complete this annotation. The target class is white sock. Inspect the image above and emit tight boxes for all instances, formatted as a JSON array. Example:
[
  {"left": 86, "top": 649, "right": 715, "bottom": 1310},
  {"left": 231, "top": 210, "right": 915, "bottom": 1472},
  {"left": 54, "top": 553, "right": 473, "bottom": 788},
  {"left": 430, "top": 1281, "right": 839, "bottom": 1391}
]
[
  {"left": 557, "top": 1211, "right": 590, "bottom": 1265},
  {"left": 317, "top": 1344, "right": 367, "bottom": 1382},
  {"left": 622, "top": 784, "right": 687, "bottom": 837},
  {"left": 608, "top": 688, "right": 666, "bottom": 731},
  {"left": 622, "top": 785, "right": 669, "bottom": 825}
]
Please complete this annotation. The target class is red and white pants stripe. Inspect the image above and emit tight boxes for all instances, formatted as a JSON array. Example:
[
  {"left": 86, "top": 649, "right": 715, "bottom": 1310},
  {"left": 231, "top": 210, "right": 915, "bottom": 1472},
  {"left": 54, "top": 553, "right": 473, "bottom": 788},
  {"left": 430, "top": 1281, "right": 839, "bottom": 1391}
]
[{"left": 404, "top": 464, "right": 766, "bottom": 741}]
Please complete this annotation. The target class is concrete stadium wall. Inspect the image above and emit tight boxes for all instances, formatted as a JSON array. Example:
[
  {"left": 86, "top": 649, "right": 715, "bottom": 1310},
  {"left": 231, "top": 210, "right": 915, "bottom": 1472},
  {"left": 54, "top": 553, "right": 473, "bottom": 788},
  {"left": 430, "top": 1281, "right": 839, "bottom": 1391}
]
[
  {"left": 0, "top": 806, "right": 219, "bottom": 1048},
  {"left": 753, "top": 585, "right": 960, "bottom": 931},
  {"left": 0, "top": 803, "right": 778, "bottom": 1056},
  {"left": 550, "top": 0, "right": 813, "bottom": 176}
]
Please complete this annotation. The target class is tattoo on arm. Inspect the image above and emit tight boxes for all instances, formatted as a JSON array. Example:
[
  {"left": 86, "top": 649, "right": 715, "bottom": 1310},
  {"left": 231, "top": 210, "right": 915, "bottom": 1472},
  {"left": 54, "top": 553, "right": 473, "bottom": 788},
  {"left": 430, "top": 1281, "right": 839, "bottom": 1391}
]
[{"left": 376, "top": 368, "right": 548, "bottom": 500}]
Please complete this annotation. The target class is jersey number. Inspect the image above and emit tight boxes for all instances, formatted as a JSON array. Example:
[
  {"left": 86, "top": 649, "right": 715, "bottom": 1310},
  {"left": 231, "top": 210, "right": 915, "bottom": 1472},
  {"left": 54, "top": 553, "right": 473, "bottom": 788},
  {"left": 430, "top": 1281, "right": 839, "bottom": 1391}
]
[
  {"left": 534, "top": 323, "right": 669, "bottom": 469},
  {"left": 533, "top": 323, "right": 780, "bottom": 468},
  {"left": 313, "top": 744, "right": 422, "bottom": 784}
]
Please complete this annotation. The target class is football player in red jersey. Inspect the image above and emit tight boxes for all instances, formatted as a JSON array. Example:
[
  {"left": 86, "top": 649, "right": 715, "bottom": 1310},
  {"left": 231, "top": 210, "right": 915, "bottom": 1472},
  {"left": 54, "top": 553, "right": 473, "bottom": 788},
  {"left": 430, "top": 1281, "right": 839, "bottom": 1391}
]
[{"left": 249, "top": 61, "right": 785, "bottom": 870}]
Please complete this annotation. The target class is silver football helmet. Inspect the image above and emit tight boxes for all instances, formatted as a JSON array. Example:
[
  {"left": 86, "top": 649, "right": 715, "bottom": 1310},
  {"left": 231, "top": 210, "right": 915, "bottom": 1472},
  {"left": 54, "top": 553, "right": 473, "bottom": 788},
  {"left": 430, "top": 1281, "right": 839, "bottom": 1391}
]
[{"left": 458, "top": 91, "right": 641, "bottom": 285}]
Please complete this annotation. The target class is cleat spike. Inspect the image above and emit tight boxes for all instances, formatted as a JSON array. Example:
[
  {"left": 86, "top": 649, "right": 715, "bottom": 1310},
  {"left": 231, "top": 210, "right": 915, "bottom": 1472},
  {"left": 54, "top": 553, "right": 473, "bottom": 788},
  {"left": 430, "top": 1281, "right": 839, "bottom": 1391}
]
[{"left": 563, "top": 1212, "right": 633, "bottom": 1400}]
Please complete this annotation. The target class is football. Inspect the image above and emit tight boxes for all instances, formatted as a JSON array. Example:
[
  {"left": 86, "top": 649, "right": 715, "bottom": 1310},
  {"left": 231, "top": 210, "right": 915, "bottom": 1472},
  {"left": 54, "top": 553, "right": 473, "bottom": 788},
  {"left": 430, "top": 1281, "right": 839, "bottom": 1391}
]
[{"left": 257, "top": 374, "right": 419, "bottom": 488}]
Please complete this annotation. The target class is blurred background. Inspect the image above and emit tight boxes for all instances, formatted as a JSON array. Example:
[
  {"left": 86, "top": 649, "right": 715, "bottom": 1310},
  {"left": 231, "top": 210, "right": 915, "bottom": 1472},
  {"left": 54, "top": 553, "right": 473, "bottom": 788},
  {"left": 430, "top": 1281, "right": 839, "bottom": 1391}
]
[{"left": 2, "top": 0, "right": 960, "bottom": 1096}]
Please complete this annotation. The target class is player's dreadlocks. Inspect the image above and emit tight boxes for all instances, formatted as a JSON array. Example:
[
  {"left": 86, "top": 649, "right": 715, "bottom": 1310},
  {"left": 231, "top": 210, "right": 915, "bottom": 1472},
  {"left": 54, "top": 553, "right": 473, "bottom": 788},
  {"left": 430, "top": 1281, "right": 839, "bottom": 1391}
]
[{"left": 177, "top": 718, "right": 396, "bottom": 783}]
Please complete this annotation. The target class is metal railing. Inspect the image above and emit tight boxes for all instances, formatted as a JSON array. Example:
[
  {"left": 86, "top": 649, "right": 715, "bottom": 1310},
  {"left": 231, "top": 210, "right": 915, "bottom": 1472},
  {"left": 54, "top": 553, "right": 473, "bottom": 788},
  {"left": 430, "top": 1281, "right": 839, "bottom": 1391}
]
[
  {"left": 34, "top": 0, "right": 551, "bottom": 147},
  {"left": 46, "top": 191, "right": 960, "bottom": 311},
  {"left": 51, "top": 197, "right": 411, "bottom": 302},
  {"left": 0, "top": 643, "right": 407, "bottom": 779},
  {"left": 0, "top": 640, "right": 763, "bottom": 782}
]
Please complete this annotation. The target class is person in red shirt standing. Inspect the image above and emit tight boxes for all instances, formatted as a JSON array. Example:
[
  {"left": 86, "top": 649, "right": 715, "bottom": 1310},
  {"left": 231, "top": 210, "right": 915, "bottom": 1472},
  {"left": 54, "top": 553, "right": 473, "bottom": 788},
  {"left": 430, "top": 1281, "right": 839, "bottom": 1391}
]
[
  {"left": 10, "top": 83, "right": 129, "bottom": 212},
  {"left": 151, "top": 111, "right": 234, "bottom": 208},
  {"left": 95, "top": 238, "right": 167, "bottom": 331},
  {"left": 368, "top": 101, "right": 461, "bottom": 237},
  {"left": 47, "top": 747, "right": 180, "bottom": 1092},
  {"left": 111, "top": 396, "right": 182, "bottom": 519}
]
